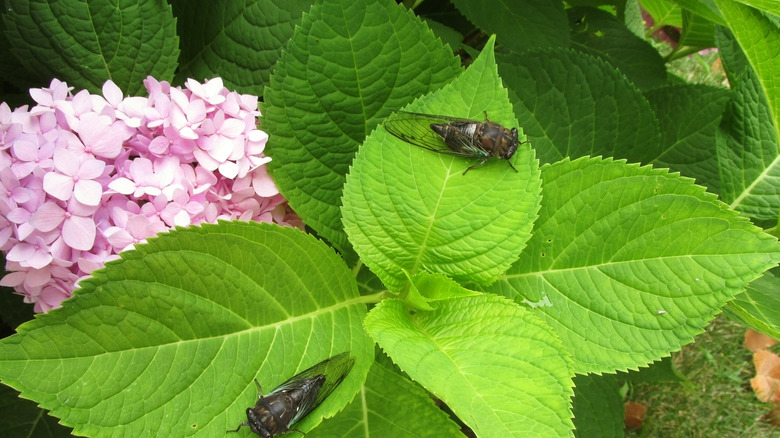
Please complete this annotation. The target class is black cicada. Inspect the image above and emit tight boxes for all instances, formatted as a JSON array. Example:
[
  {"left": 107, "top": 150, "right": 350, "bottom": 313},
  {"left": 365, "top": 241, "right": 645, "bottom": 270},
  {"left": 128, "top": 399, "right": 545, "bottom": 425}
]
[
  {"left": 229, "top": 352, "right": 355, "bottom": 437},
  {"left": 383, "top": 111, "right": 527, "bottom": 174}
]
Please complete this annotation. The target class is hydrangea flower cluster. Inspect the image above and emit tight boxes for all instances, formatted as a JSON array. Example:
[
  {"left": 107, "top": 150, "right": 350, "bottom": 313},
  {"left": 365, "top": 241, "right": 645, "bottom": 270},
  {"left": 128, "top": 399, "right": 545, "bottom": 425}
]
[{"left": 0, "top": 77, "right": 298, "bottom": 312}]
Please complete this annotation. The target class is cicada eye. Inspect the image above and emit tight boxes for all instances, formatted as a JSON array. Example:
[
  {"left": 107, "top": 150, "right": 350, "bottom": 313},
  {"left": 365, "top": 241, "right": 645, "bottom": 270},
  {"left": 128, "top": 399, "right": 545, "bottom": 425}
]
[{"left": 504, "top": 128, "right": 520, "bottom": 159}]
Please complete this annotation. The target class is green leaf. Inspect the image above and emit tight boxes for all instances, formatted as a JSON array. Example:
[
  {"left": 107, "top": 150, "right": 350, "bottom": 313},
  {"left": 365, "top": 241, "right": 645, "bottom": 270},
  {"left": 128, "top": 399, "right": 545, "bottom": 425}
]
[
  {"left": 342, "top": 37, "right": 542, "bottom": 291},
  {"left": 717, "top": 68, "right": 780, "bottom": 221},
  {"left": 411, "top": 272, "right": 481, "bottom": 303},
  {"left": 0, "top": 280, "right": 34, "bottom": 330},
  {"left": 364, "top": 295, "right": 575, "bottom": 438},
  {"left": 733, "top": 0, "right": 780, "bottom": 16},
  {"left": 0, "top": 384, "right": 72, "bottom": 437},
  {"left": 498, "top": 48, "right": 662, "bottom": 166},
  {"left": 672, "top": 0, "right": 725, "bottom": 26},
  {"left": 3, "top": 0, "right": 178, "bottom": 95},
  {"left": 482, "top": 156, "right": 780, "bottom": 373},
  {"left": 262, "top": 0, "right": 460, "bottom": 255},
  {"left": 0, "top": 222, "right": 373, "bottom": 436},
  {"left": 450, "top": 0, "right": 569, "bottom": 50},
  {"left": 641, "top": 0, "right": 684, "bottom": 28},
  {"left": 172, "top": 0, "right": 313, "bottom": 96},
  {"left": 310, "top": 360, "right": 464, "bottom": 437},
  {"left": 715, "top": 27, "right": 750, "bottom": 83},
  {"left": 645, "top": 84, "right": 731, "bottom": 193},
  {"left": 571, "top": 374, "right": 623, "bottom": 438},
  {"left": 617, "top": 356, "right": 686, "bottom": 383},
  {"left": 568, "top": 7, "right": 668, "bottom": 90},
  {"left": 726, "top": 272, "right": 780, "bottom": 340},
  {"left": 678, "top": 9, "right": 717, "bottom": 50},
  {"left": 715, "top": 0, "right": 780, "bottom": 141}
]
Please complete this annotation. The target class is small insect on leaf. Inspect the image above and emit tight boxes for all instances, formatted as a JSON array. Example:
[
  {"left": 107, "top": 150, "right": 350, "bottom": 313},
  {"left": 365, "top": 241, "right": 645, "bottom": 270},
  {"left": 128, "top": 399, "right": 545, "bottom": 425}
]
[
  {"left": 383, "top": 111, "right": 528, "bottom": 175},
  {"left": 228, "top": 352, "right": 355, "bottom": 438}
]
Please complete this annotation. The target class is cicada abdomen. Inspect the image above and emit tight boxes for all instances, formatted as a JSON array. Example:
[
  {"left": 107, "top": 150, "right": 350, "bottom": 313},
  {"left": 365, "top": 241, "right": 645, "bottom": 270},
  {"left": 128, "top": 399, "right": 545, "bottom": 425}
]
[
  {"left": 383, "top": 111, "right": 527, "bottom": 174},
  {"left": 229, "top": 352, "right": 355, "bottom": 437}
]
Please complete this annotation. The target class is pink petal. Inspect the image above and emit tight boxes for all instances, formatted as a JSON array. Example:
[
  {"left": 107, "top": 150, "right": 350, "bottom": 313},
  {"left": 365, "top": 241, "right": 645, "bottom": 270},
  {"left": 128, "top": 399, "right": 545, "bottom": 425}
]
[
  {"left": 28, "top": 248, "right": 54, "bottom": 269},
  {"left": 251, "top": 165, "right": 280, "bottom": 197},
  {"left": 7, "top": 207, "right": 32, "bottom": 224},
  {"left": 43, "top": 172, "right": 74, "bottom": 201},
  {"left": 6, "top": 242, "right": 34, "bottom": 262},
  {"left": 102, "top": 80, "right": 123, "bottom": 107},
  {"left": 29, "top": 202, "right": 65, "bottom": 232},
  {"left": 76, "top": 113, "right": 132, "bottom": 159},
  {"left": 105, "top": 227, "right": 134, "bottom": 251},
  {"left": 108, "top": 177, "right": 136, "bottom": 195},
  {"left": 218, "top": 118, "right": 246, "bottom": 137},
  {"left": 29, "top": 88, "right": 54, "bottom": 107},
  {"left": 52, "top": 148, "right": 81, "bottom": 176},
  {"left": 218, "top": 161, "right": 239, "bottom": 179},
  {"left": 62, "top": 215, "right": 96, "bottom": 251},
  {"left": 76, "top": 157, "right": 106, "bottom": 179},
  {"left": 10, "top": 137, "right": 39, "bottom": 161},
  {"left": 0, "top": 271, "right": 26, "bottom": 287},
  {"left": 73, "top": 179, "right": 103, "bottom": 206}
]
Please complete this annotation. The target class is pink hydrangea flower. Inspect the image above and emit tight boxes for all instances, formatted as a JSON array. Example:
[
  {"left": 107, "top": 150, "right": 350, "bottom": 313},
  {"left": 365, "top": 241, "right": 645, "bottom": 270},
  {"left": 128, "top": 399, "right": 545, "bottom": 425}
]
[{"left": 0, "top": 77, "right": 299, "bottom": 312}]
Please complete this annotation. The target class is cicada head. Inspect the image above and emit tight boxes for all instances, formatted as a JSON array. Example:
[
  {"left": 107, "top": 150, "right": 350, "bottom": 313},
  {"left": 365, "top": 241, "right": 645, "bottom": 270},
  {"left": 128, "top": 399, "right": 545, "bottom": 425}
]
[{"left": 502, "top": 127, "right": 520, "bottom": 160}]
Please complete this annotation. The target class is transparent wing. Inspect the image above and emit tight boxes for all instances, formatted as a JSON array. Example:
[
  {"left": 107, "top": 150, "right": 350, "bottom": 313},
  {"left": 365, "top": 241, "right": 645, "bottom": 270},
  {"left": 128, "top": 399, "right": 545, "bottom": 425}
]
[
  {"left": 383, "top": 112, "right": 489, "bottom": 158},
  {"left": 269, "top": 352, "right": 355, "bottom": 427}
]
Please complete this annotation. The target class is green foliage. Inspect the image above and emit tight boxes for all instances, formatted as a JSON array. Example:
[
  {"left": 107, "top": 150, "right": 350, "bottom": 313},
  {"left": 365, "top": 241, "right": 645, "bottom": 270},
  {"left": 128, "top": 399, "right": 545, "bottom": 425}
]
[
  {"left": 3, "top": 0, "right": 179, "bottom": 95},
  {"left": 171, "top": 0, "right": 315, "bottom": 95},
  {"left": 364, "top": 295, "right": 574, "bottom": 437},
  {"left": 262, "top": 0, "right": 461, "bottom": 256},
  {"left": 342, "top": 38, "right": 542, "bottom": 290},
  {"left": 570, "top": 374, "right": 624, "bottom": 437},
  {"left": 0, "top": 223, "right": 374, "bottom": 436},
  {"left": 1, "top": 0, "right": 780, "bottom": 437},
  {"left": 309, "top": 359, "right": 464, "bottom": 437}
]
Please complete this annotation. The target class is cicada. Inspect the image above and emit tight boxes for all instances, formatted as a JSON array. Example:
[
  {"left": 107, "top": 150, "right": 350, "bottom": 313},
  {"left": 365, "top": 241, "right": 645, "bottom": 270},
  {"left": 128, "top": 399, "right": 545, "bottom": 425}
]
[
  {"left": 383, "top": 111, "right": 527, "bottom": 174},
  {"left": 229, "top": 352, "right": 355, "bottom": 437}
]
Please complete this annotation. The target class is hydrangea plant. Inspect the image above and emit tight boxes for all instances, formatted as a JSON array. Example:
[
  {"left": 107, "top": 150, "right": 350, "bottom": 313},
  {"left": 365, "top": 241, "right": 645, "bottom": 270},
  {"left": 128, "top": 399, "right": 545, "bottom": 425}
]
[
  {"left": 0, "top": 77, "right": 297, "bottom": 312},
  {"left": 0, "top": 0, "right": 778, "bottom": 437}
]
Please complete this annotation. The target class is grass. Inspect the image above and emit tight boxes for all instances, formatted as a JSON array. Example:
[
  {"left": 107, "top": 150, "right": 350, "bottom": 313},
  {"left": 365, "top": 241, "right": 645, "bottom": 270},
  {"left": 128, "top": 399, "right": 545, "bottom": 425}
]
[{"left": 625, "top": 315, "right": 778, "bottom": 437}]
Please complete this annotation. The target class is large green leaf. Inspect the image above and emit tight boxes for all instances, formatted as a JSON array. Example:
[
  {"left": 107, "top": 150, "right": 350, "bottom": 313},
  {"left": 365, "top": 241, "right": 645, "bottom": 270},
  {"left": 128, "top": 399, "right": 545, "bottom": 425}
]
[
  {"left": 342, "top": 37, "right": 542, "bottom": 291},
  {"left": 568, "top": 7, "right": 667, "bottom": 90},
  {"left": 172, "top": 0, "right": 314, "bottom": 95},
  {"left": 262, "top": 0, "right": 460, "bottom": 255},
  {"left": 645, "top": 84, "right": 731, "bottom": 193},
  {"left": 3, "top": 0, "right": 178, "bottom": 95},
  {"left": 641, "top": 0, "right": 684, "bottom": 28},
  {"left": 717, "top": 68, "right": 780, "bottom": 221},
  {"left": 734, "top": 0, "right": 780, "bottom": 16},
  {"left": 0, "top": 222, "right": 373, "bottom": 437},
  {"left": 571, "top": 374, "right": 623, "bottom": 438},
  {"left": 482, "top": 156, "right": 780, "bottom": 374},
  {"left": 678, "top": 9, "right": 717, "bottom": 50},
  {"left": 672, "top": 0, "right": 725, "bottom": 25},
  {"left": 310, "top": 360, "right": 464, "bottom": 437},
  {"left": 0, "top": 384, "right": 72, "bottom": 437},
  {"left": 450, "top": 0, "right": 569, "bottom": 50},
  {"left": 364, "top": 295, "right": 574, "bottom": 438},
  {"left": 498, "top": 48, "right": 662, "bottom": 166},
  {"left": 726, "top": 272, "right": 780, "bottom": 340},
  {"left": 716, "top": 0, "right": 780, "bottom": 140}
]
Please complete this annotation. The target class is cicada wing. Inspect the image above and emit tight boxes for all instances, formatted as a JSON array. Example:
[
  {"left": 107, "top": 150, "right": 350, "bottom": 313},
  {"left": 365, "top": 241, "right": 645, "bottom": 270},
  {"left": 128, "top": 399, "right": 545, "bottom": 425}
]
[
  {"left": 271, "top": 352, "right": 356, "bottom": 427},
  {"left": 383, "top": 112, "right": 489, "bottom": 159},
  {"left": 383, "top": 113, "right": 450, "bottom": 152}
]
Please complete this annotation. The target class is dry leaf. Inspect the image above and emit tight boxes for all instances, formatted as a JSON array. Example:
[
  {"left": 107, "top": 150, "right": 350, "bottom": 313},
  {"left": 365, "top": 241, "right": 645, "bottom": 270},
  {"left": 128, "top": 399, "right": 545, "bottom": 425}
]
[
  {"left": 745, "top": 329, "right": 778, "bottom": 352},
  {"left": 624, "top": 401, "right": 647, "bottom": 429},
  {"left": 751, "top": 350, "right": 780, "bottom": 404}
]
